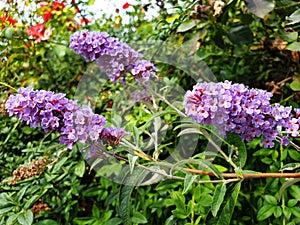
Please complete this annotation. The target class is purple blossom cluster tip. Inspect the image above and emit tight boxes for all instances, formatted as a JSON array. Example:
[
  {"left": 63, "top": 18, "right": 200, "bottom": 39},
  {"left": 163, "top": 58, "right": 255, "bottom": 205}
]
[
  {"left": 69, "top": 30, "right": 157, "bottom": 84},
  {"left": 101, "top": 127, "right": 130, "bottom": 148},
  {"left": 5, "top": 87, "right": 128, "bottom": 149},
  {"left": 184, "top": 81, "right": 300, "bottom": 148}
]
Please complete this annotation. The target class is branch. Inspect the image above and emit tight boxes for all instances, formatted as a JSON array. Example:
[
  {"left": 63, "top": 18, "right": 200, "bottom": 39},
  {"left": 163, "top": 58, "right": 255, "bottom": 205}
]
[{"left": 184, "top": 168, "right": 300, "bottom": 179}]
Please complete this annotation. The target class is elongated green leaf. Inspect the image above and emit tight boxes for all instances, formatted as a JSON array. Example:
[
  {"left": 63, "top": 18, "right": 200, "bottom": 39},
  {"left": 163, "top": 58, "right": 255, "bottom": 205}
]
[
  {"left": 177, "top": 20, "right": 197, "bottom": 33},
  {"left": 198, "top": 159, "right": 223, "bottom": 179},
  {"left": 52, "top": 156, "right": 68, "bottom": 173},
  {"left": 131, "top": 211, "right": 148, "bottom": 224},
  {"left": 24, "top": 195, "right": 40, "bottom": 209},
  {"left": 118, "top": 169, "right": 149, "bottom": 225},
  {"left": 245, "top": 0, "right": 275, "bottom": 18},
  {"left": 279, "top": 178, "right": 300, "bottom": 201},
  {"left": 286, "top": 8, "right": 300, "bottom": 25},
  {"left": 128, "top": 154, "right": 138, "bottom": 174},
  {"left": 177, "top": 128, "right": 202, "bottom": 137},
  {"left": 211, "top": 184, "right": 227, "bottom": 217},
  {"left": 17, "top": 185, "right": 29, "bottom": 202},
  {"left": 257, "top": 205, "right": 276, "bottom": 221},
  {"left": 183, "top": 174, "right": 197, "bottom": 194},
  {"left": 280, "top": 163, "right": 300, "bottom": 171},
  {"left": 286, "top": 42, "right": 300, "bottom": 52},
  {"left": 0, "top": 206, "right": 14, "bottom": 215},
  {"left": 206, "top": 182, "right": 241, "bottom": 225},
  {"left": 132, "top": 126, "right": 140, "bottom": 148}
]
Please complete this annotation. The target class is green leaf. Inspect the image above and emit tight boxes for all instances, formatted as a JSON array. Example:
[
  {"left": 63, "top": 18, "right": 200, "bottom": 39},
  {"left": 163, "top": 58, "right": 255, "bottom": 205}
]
[
  {"left": 170, "top": 192, "right": 186, "bottom": 211},
  {"left": 226, "top": 133, "right": 247, "bottom": 168},
  {"left": 17, "top": 210, "right": 33, "bottom": 225},
  {"left": 211, "top": 184, "right": 227, "bottom": 217},
  {"left": 257, "top": 205, "right": 276, "bottom": 221},
  {"left": 74, "top": 160, "right": 85, "bottom": 178},
  {"left": 206, "top": 182, "right": 241, "bottom": 225},
  {"left": 227, "top": 25, "right": 253, "bottom": 45},
  {"left": 290, "top": 78, "right": 300, "bottom": 91},
  {"left": 279, "top": 178, "right": 300, "bottom": 201},
  {"left": 118, "top": 169, "right": 149, "bottom": 225},
  {"left": 177, "top": 20, "right": 197, "bottom": 33},
  {"left": 165, "top": 215, "right": 177, "bottom": 225},
  {"left": 253, "top": 148, "right": 273, "bottom": 156},
  {"left": 17, "top": 185, "right": 29, "bottom": 202},
  {"left": 264, "top": 195, "right": 277, "bottom": 205},
  {"left": 0, "top": 206, "right": 14, "bottom": 215},
  {"left": 0, "top": 193, "right": 15, "bottom": 208},
  {"left": 7, "top": 213, "right": 18, "bottom": 225},
  {"left": 283, "top": 207, "right": 292, "bottom": 220},
  {"left": 274, "top": 206, "right": 282, "bottom": 218},
  {"left": 172, "top": 208, "right": 189, "bottom": 219},
  {"left": 198, "top": 159, "right": 223, "bottom": 179},
  {"left": 92, "top": 204, "right": 100, "bottom": 218},
  {"left": 281, "top": 32, "right": 298, "bottom": 42},
  {"left": 290, "top": 207, "right": 300, "bottom": 217},
  {"left": 182, "top": 174, "right": 197, "bottom": 194},
  {"left": 177, "top": 127, "right": 202, "bottom": 137},
  {"left": 131, "top": 211, "right": 148, "bottom": 224},
  {"left": 287, "top": 199, "right": 298, "bottom": 207},
  {"left": 286, "top": 8, "right": 300, "bottom": 25},
  {"left": 34, "top": 219, "right": 59, "bottom": 225},
  {"left": 73, "top": 217, "right": 96, "bottom": 224},
  {"left": 24, "top": 195, "right": 40, "bottom": 209},
  {"left": 280, "top": 163, "right": 300, "bottom": 171},
  {"left": 106, "top": 218, "right": 123, "bottom": 225},
  {"left": 289, "top": 185, "right": 300, "bottom": 201},
  {"left": 245, "top": 0, "right": 275, "bottom": 18},
  {"left": 52, "top": 156, "right": 68, "bottom": 173},
  {"left": 288, "top": 150, "right": 300, "bottom": 161},
  {"left": 286, "top": 42, "right": 300, "bottom": 52},
  {"left": 133, "top": 126, "right": 140, "bottom": 148},
  {"left": 128, "top": 154, "right": 138, "bottom": 174}
]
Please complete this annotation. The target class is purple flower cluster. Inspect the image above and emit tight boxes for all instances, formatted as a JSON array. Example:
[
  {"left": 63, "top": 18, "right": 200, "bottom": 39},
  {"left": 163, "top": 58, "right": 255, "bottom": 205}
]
[
  {"left": 69, "top": 30, "right": 157, "bottom": 84},
  {"left": 184, "top": 81, "right": 300, "bottom": 148},
  {"left": 101, "top": 127, "right": 129, "bottom": 148},
  {"left": 5, "top": 87, "right": 128, "bottom": 149}
]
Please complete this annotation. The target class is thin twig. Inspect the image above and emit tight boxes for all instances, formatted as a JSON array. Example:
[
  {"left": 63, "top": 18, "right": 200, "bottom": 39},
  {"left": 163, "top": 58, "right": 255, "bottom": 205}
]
[{"left": 0, "top": 82, "right": 17, "bottom": 91}]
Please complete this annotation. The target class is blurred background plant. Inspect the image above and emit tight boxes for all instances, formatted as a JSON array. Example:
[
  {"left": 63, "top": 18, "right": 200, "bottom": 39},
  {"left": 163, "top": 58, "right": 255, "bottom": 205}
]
[{"left": 0, "top": 0, "right": 300, "bottom": 224}]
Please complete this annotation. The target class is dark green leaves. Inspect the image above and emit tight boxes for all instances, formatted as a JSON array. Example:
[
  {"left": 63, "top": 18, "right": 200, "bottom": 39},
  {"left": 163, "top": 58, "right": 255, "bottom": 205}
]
[
  {"left": 206, "top": 182, "right": 241, "bottom": 225},
  {"left": 227, "top": 25, "right": 253, "bottom": 45}
]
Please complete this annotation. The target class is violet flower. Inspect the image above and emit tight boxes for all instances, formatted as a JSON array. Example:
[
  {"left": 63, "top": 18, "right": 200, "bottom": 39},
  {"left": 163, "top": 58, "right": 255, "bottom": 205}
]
[
  {"left": 69, "top": 30, "right": 157, "bottom": 84},
  {"left": 184, "top": 80, "right": 300, "bottom": 148},
  {"left": 5, "top": 87, "right": 128, "bottom": 149}
]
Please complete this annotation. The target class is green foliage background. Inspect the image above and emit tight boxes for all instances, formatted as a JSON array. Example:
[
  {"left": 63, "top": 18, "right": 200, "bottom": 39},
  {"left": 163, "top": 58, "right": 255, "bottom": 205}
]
[{"left": 0, "top": 0, "right": 300, "bottom": 224}]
